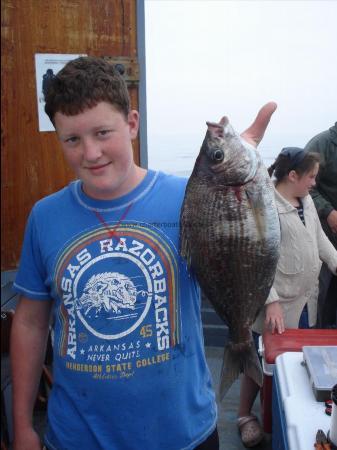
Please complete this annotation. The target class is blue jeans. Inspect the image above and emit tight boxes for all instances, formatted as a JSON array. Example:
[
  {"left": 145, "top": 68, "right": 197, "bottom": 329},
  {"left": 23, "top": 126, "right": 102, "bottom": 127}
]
[
  {"left": 317, "top": 263, "right": 337, "bottom": 328},
  {"left": 298, "top": 304, "right": 310, "bottom": 329}
]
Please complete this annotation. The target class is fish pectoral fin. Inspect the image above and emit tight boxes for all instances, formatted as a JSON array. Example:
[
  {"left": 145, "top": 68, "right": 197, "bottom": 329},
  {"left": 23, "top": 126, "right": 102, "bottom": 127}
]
[
  {"left": 180, "top": 239, "right": 192, "bottom": 270},
  {"left": 245, "top": 189, "right": 266, "bottom": 239},
  {"left": 180, "top": 232, "right": 191, "bottom": 265},
  {"left": 179, "top": 207, "right": 192, "bottom": 266}
]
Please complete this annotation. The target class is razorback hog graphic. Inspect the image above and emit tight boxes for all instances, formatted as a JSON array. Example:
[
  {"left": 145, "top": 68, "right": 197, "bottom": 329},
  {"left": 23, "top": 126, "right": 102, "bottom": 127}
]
[{"left": 77, "top": 272, "right": 138, "bottom": 317}]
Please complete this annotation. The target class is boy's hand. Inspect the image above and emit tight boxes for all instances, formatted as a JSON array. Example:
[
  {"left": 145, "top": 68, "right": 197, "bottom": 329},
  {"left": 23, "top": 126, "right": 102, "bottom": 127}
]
[
  {"left": 241, "top": 102, "right": 277, "bottom": 148},
  {"left": 264, "top": 301, "right": 285, "bottom": 334}
]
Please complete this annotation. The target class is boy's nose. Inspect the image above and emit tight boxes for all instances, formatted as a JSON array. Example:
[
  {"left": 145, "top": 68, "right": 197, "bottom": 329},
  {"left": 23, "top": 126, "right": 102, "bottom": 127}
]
[{"left": 82, "top": 139, "right": 102, "bottom": 161}]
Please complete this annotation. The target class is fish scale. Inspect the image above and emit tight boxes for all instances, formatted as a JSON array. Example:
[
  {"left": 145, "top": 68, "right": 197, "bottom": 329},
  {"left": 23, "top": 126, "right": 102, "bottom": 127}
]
[{"left": 180, "top": 116, "right": 280, "bottom": 398}]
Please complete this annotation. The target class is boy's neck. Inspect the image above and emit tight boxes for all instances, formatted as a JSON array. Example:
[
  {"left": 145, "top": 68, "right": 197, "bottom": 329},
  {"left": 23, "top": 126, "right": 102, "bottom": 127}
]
[{"left": 82, "top": 165, "right": 148, "bottom": 201}]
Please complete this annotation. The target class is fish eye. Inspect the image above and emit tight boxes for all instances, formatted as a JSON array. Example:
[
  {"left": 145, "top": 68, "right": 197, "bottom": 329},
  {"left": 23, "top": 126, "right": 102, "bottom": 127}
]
[{"left": 212, "top": 149, "right": 224, "bottom": 162}]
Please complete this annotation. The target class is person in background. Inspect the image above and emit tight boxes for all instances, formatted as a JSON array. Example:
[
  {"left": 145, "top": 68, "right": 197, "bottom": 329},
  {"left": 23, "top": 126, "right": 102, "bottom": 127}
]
[
  {"left": 10, "top": 55, "right": 276, "bottom": 450},
  {"left": 237, "top": 147, "right": 337, "bottom": 448},
  {"left": 304, "top": 124, "right": 337, "bottom": 328}
]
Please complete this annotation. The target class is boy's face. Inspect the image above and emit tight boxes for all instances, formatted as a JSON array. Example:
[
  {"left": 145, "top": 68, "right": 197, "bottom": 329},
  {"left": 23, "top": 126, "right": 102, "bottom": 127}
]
[{"left": 54, "top": 102, "right": 141, "bottom": 200}]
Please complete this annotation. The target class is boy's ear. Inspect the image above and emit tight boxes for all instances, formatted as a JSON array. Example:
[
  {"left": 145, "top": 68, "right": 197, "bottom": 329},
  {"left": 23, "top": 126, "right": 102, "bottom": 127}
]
[{"left": 128, "top": 110, "right": 139, "bottom": 139}]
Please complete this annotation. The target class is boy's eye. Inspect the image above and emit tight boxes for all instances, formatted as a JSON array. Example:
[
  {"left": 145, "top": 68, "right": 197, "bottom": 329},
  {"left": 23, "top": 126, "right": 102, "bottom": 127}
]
[
  {"left": 97, "top": 130, "right": 112, "bottom": 137},
  {"left": 65, "top": 136, "right": 78, "bottom": 144}
]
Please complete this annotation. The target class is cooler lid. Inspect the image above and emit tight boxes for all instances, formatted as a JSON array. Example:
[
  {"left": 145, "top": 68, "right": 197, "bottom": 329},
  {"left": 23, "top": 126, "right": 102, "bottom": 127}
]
[{"left": 262, "top": 329, "right": 337, "bottom": 364}]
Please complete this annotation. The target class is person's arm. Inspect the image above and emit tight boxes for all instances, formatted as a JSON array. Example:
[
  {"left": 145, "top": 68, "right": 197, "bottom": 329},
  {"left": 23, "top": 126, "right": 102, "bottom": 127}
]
[
  {"left": 326, "top": 209, "right": 337, "bottom": 234},
  {"left": 308, "top": 197, "right": 337, "bottom": 274},
  {"left": 10, "top": 296, "right": 53, "bottom": 450},
  {"left": 317, "top": 226, "right": 337, "bottom": 275},
  {"left": 310, "top": 185, "right": 335, "bottom": 225},
  {"left": 263, "top": 286, "right": 285, "bottom": 334},
  {"left": 264, "top": 301, "right": 285, "bottom": 334}
]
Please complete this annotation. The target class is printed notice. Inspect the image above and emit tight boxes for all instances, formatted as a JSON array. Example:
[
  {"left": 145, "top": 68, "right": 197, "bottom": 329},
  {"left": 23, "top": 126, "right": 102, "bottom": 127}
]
[{"left": 35, "top": 53, "right": 86, "bottom": 132}]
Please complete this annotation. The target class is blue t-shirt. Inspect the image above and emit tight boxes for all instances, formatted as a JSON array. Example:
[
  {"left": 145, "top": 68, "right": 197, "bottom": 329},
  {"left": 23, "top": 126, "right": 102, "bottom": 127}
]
[{"left": 14, "top": 170, "right": 217, "bottom": 450}]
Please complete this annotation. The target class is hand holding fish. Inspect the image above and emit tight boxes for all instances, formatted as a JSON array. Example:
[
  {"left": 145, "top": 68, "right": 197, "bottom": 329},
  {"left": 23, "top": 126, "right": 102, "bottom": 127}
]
[
  {"left": 264, "top": 301, "right": 285, "bottom": 334},
  {"left": 241, "top": 102, "right": 277, "bottom": 148}
]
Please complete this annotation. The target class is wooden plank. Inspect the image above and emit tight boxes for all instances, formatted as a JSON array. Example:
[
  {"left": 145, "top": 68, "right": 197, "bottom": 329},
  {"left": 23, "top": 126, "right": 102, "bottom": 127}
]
[{"left": 1, "top": 0, "right": 139, "bottom": 270}]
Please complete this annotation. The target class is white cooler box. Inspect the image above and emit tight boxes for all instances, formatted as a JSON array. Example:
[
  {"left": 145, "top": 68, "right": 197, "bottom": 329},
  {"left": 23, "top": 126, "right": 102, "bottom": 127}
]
[{"left": 273, "top": 351, "right": 333, "bottom": 450}]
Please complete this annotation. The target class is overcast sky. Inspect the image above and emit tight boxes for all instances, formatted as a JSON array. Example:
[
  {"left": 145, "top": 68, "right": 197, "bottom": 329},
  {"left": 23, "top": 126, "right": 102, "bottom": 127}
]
[{"left": 144, "top": 0, "right": 337, "bottom": 173}]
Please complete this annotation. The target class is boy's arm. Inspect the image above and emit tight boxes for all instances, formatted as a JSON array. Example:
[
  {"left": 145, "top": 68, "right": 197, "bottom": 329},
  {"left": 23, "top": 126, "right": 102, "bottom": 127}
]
[
  {"left": 310, "top": 185, "right": 335, "bottom": 221},
  {"left": 10, "top": 296, "right": 53, "bottom": 450}
]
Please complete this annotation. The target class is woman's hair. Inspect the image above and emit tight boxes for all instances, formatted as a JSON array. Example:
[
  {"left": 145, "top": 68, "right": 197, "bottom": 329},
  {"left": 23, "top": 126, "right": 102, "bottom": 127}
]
[
  {"left": 268, "top": 147, "right": 320, "bottom": 181},
  {"left": 44, "top": 56, "right": 131, "bottom": 124}
]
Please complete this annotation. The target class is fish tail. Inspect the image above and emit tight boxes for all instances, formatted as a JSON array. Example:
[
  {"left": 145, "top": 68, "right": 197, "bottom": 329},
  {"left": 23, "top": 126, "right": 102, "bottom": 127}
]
[
  {"left": 219, "top": 343, "right": 263, "bottom": 401},
  {"left": 243, "top": 343, "right": 263, "bottom": 389},
  {"left": 219, "top": 345, "right": 242, "bottom": 400}
]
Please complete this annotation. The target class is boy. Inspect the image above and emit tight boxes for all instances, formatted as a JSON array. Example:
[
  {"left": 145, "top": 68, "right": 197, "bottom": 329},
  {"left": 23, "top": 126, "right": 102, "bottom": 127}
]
[{"left": 11, "top": 56, "right": 276, "bottom": 450}]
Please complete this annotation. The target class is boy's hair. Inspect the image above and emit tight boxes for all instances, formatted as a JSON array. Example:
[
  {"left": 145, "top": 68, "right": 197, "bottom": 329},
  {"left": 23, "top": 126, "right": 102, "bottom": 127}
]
[
  {"left": 44, "top": 56, "right": 130, "bottom": 123},
  {"left": 268, "top": 147, "right": 320, "bottom": 180}
]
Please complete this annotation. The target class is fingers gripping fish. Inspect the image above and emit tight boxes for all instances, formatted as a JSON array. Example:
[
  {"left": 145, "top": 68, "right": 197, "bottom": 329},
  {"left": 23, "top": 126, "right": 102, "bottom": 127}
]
[{"left": 180, "top": 116, "right": 280, "bottom": 399}]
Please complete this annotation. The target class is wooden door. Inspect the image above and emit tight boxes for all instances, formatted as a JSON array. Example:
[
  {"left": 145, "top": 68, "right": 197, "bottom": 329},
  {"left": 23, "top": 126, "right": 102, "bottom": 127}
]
[{"left": 1, "top": 0, "right": 142, "bottom": 270}]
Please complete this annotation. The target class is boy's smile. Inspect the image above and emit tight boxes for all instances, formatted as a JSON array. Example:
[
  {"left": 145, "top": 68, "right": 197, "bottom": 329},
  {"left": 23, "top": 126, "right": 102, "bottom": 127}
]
[{"left": 54, "top": 101, "right": 146, "bottom": 200}]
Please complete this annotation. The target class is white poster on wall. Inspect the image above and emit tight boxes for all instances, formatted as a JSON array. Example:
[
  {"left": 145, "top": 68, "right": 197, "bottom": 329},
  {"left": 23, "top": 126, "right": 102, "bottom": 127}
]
[{"left": 35, "top": 53, "right": 87, "bottom": 132}]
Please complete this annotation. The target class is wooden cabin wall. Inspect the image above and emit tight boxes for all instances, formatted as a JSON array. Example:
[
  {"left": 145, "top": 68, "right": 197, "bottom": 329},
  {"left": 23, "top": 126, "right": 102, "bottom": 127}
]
[{"left": 1, "top": 0, "right": 140, "bottom": 270}]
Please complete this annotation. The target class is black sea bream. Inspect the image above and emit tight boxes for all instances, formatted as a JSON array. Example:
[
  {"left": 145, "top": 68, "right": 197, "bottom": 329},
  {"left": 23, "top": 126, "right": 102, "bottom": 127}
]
[{"left": 180, "top": 116, "right": 280, "bottom": 398}]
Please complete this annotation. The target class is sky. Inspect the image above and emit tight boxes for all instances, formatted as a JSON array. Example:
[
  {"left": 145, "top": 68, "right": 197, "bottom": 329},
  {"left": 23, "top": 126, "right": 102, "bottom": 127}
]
[{"left": 144, "top": 0, "right": 337, "bottom": 174}]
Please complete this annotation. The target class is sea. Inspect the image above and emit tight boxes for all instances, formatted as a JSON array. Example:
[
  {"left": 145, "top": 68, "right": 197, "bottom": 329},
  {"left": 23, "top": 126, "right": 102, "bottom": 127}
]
[{"left": 148, "top": 139, "right": 277, "bottom": 178}]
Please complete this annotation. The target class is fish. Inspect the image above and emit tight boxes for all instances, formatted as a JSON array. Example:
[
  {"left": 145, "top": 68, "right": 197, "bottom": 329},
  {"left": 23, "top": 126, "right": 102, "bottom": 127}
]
[{"left": 180, "top": 116, "right": 280, "bottom": 398}]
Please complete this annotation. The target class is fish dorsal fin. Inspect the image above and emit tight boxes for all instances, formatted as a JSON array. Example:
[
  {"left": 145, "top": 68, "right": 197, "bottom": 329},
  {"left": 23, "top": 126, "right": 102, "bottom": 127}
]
[{"left": 206, "top": 116, "right": 229, "bottom": 138}]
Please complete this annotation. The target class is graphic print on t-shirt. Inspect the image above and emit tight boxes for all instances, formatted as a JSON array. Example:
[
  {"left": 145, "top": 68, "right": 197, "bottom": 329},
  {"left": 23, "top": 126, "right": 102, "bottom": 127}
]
[{"left": 53, "top": 222, "right": 181, "bottom": 380}]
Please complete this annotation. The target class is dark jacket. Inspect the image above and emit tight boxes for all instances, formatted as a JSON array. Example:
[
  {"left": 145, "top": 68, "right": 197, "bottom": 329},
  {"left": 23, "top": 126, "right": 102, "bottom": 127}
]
[{"left": 304, "top": 123, "right": 337, "bottom": 248}]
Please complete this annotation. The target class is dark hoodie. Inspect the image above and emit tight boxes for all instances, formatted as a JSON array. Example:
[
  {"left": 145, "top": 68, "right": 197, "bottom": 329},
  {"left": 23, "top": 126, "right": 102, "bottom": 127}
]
[{"left": 304, "top": 123, "right": 337, "bottom": 248}]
